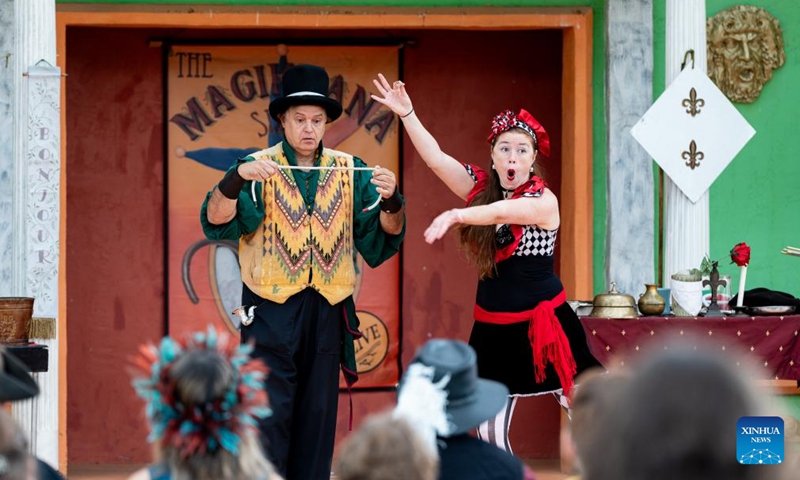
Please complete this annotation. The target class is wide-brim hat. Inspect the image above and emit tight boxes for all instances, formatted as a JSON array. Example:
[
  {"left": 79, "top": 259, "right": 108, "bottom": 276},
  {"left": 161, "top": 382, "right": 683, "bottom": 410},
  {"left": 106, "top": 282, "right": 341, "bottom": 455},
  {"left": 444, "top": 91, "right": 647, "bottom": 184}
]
[
  {"left": 268, "top": 64, "right": 343, "bottom": 122},
  {"left": 0, "top": 348, "right": 39, "bottom": 402},
  {"left": 407, "top": 339, "right": 508, "bottom": 436}
]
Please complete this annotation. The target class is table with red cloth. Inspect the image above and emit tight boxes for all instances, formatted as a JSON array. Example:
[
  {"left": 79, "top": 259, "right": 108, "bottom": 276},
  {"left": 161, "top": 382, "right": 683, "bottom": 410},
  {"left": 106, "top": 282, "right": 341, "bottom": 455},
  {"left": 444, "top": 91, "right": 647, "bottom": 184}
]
[{"left": 579, "top": 314, "right": 800, "bottom": 381}]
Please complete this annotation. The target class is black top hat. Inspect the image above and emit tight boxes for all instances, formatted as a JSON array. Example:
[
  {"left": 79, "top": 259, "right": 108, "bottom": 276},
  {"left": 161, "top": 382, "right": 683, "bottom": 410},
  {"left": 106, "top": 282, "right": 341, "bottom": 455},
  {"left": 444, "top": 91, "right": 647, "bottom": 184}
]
[
  {"left": 0, "top": 348, "right": 39, "bottom": 402},
  {"left": 268, "top": 64, "right": 343, "bottom": 122},
  {"left": 406, "top": 339, "right": 508, "bottom": 436}
]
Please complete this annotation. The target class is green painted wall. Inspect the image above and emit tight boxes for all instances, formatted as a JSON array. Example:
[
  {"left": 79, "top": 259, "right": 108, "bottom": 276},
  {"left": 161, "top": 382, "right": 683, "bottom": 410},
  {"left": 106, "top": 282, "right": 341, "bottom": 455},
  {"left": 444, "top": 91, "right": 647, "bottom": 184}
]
[
  {"left": 653, "top": 0, "right": 800, "bottom": 297},
  {"left": 707, "top": 0, "right": 800, "bottom": 297},
  {"left": 56, "top": 0, "right": 610, "bottom": 294},
  {"left": 588, "top": 3, "right": 607, "bottom": 296}
]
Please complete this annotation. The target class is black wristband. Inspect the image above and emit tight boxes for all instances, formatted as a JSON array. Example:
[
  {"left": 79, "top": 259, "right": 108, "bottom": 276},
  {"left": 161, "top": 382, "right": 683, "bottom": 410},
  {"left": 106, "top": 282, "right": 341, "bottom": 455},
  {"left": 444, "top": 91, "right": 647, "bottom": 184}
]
[
  {"left": 380, "top": 187, "right": 403, "bottom": 214},
  {"left": 217, "top": 165, "right": 246, "bottom": 199}
]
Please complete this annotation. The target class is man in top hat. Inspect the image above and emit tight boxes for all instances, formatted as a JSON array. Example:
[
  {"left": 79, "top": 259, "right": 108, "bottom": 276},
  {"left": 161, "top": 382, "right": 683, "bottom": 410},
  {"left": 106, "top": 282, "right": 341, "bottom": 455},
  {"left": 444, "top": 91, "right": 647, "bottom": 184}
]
[
  {"left": 399, "top": 339, "right": 532, "bottom": 480},
  {"left": 201, "top": 64, "right": 405, "bottom": 479}
]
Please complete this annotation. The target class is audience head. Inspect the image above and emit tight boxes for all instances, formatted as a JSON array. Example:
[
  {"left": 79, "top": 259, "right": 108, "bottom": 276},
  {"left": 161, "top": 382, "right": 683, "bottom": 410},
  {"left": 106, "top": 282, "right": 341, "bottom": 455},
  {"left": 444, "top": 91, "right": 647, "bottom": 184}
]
[
  {"left": 335, "top": 411, "right": 438, "bottom": 480},
  {"left": 399, "top": 339, "right": 509, "bottom": 439},
  {"left": 0, "top": 410, "right": 35, "bottom": 480},
  {"left": 565, "top": 368, "right": 629, "bottom": 473},
  {"left": 132, "top": 326, "right": 276, "bottom": 480},
  {"left": 582, "top": 342, "right": 775, "bottom": 480},
  {"left": 0, "top": 349, "right": 46, "bottom": 480}
]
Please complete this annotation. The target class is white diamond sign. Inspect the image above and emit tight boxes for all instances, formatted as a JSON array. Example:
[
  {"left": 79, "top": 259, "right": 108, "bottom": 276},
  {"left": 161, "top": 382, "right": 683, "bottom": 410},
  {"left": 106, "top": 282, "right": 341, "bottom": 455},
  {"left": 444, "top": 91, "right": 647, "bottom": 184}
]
[{"left": 630, "top": 67, "right": 755, "bottom": 203}]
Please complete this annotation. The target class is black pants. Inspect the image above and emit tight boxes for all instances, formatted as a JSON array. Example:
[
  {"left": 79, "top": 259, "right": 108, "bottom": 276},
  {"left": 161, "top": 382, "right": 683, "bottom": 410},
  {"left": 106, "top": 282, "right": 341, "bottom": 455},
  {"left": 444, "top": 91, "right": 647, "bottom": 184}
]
[{"left": 241, "top": 286, "right": 342, "bottom": 480}]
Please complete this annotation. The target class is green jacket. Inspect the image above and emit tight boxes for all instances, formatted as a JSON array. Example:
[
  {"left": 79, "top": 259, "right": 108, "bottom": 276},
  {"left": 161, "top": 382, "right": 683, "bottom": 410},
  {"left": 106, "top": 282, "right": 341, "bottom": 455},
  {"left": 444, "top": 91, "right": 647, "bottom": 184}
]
[{"left": 200, "top": 141, "right": 405, "bottom": 386}]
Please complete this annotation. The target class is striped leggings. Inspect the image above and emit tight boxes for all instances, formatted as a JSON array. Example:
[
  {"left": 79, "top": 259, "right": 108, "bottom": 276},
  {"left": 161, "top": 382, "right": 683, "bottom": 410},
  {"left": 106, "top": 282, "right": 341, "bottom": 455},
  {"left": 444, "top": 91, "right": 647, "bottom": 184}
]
[{"left": 477, "top": 390, "right": 571, "bottom": 453}]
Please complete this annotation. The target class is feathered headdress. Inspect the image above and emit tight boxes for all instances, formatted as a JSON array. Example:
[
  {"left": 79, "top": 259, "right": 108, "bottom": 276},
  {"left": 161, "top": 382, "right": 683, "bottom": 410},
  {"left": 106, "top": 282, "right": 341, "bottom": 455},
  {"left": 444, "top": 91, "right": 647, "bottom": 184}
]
[
  {"left": 487, "top": 108, "right": 551, "bottom": 157},
  {"left": 393, "top": 363, "right": 453, "bottom": 456},
  {"left": 131, "top": 326, "right": 271, "bottom": 458}
]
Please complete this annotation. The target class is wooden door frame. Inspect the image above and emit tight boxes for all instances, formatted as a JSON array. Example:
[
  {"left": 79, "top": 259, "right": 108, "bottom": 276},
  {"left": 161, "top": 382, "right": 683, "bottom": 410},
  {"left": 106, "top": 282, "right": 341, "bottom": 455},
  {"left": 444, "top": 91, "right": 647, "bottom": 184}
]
[{"left": 56, "top": 5, "right": 593, "bottom": 470}]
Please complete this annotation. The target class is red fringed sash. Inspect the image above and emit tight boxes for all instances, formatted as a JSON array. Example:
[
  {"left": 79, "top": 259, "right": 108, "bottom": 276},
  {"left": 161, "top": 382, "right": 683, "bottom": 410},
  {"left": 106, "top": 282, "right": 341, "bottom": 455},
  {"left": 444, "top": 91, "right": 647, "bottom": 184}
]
[{"left": 473, "top": 289, "right": 577, "bottom": 397}]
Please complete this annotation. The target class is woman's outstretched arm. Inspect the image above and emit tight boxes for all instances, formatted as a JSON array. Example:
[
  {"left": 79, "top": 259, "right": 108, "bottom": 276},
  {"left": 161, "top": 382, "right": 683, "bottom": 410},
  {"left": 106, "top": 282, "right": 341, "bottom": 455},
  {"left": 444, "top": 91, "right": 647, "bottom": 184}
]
[{"left": 423, "top": 190, "right": 560, "bottom": 244}]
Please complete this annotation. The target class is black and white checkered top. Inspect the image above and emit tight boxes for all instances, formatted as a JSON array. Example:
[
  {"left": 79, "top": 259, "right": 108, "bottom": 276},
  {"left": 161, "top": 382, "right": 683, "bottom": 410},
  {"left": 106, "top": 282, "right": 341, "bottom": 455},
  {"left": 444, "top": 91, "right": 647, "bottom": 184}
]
[
  {"left": 513, "top": 225, "right": 558, "bottom": 257},
  {"left": 495, "top": 223, "right": 558, "bottom": 257}
]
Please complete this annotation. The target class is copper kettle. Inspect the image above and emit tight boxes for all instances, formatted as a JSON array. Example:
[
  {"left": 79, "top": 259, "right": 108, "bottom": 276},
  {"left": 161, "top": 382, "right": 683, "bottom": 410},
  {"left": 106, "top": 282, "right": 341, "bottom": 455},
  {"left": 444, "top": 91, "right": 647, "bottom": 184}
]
[{"left": 590, "top": 282, "right": 638, "bottom": 318}]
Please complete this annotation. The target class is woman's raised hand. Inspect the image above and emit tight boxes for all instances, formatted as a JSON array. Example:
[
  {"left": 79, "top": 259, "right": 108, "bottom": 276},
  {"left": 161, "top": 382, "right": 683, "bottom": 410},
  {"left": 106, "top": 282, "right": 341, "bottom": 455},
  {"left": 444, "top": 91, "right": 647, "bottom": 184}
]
[{"left": 371, "top": 73, "right": 414, "bottom": 118}]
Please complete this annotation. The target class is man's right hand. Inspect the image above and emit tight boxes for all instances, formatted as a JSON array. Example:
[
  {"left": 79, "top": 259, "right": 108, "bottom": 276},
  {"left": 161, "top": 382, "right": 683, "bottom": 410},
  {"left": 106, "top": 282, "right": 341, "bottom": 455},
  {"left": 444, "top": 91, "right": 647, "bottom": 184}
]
[{"left": 237, "top": 159, "right": 280, "bottom": 181}]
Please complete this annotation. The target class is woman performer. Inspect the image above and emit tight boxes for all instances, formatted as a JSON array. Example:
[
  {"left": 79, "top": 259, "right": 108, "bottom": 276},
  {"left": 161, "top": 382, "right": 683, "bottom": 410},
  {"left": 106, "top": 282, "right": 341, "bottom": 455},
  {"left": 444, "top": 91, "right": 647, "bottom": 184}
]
[{"left": 372, "top": 75, "right": 601, "bottom": 453}]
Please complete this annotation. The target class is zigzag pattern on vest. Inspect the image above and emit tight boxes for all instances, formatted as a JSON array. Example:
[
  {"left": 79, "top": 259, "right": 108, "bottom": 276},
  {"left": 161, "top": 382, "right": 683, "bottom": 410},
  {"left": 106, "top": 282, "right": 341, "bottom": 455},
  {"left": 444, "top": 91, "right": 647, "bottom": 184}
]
[
  {"left": 240, "top": 144, "right": 356, "bottom": 305},
  {"left": 311, "top": 159, "right": 352, "bottom": 279},
  {"left": 271, "top": 157, "right": 351, "bottom": 280}
]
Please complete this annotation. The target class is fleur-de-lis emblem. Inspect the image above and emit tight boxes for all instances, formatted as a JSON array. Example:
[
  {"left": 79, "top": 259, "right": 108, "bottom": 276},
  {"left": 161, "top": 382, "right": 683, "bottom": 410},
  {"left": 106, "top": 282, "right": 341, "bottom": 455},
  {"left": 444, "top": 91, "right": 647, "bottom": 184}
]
[
  {"left": 682, "top": 140, "right": 704, "bottom": 169},
  {"left": 682, "top": 87, "right": 705, "bottom": 117}
]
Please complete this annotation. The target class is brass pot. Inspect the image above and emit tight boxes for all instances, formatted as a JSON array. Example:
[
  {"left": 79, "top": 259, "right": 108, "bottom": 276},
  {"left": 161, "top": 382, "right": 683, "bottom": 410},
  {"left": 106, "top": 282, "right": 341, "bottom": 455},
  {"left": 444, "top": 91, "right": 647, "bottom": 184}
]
[
  {"left": 590, "top": 283, "right": 638, "bottom": 318},
  {"left": 638, "top": 284, "right": 666, "bottom": 316}
]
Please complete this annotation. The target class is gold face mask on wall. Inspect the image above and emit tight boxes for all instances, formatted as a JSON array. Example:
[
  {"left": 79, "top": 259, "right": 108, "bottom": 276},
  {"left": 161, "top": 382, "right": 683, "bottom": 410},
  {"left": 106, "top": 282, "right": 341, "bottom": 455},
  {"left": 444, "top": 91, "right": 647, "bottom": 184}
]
[{"left": 707, "top": 5, "right": 785, "bottom": 104}]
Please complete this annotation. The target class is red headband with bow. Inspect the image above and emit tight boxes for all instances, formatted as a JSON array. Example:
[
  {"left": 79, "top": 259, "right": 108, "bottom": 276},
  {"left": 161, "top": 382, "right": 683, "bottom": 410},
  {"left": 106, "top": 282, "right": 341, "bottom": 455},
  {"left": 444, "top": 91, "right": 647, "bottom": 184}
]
[{"left": 487, "top": 109, "right": 550, "bottom": 157}]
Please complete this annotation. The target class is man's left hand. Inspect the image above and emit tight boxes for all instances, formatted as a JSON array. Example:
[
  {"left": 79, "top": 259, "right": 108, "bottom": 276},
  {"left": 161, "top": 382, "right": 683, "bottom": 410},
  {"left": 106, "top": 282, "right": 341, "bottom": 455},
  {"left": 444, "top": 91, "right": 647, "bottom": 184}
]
[{"left": 370, "top": 166, "right": 398, "bottom": 199}]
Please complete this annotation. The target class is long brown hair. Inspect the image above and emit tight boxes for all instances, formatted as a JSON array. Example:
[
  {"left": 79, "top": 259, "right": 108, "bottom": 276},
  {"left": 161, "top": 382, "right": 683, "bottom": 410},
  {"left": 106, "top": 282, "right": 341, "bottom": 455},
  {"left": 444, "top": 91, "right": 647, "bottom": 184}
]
[{"left": 459, "top": 128, "right": 546, "bottom": 279}]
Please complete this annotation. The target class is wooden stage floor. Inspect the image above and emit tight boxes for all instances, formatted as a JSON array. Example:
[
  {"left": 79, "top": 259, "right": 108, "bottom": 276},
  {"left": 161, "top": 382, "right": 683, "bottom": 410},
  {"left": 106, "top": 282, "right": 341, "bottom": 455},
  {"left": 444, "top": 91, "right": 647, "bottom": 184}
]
[{"left": 68, "top": 459, "right": 569, "bottom": 480}]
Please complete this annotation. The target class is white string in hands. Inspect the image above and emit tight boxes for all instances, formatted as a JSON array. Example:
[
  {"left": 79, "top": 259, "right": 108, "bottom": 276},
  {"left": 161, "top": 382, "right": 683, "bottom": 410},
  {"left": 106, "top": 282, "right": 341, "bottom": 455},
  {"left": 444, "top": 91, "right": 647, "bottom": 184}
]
[
  {"left": 277, "top": 165, "right": 377, "bottom": 171},
  {"left": 249, "top": 165, "right": 383, "bottom": 211}
]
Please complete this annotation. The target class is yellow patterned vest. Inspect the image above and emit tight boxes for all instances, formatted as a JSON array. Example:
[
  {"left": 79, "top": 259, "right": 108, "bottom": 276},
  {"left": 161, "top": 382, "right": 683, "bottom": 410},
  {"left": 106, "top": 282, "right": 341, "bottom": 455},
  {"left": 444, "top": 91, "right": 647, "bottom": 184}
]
[{"left": 239, "top": 144, "right": 356, "bottom": 305}]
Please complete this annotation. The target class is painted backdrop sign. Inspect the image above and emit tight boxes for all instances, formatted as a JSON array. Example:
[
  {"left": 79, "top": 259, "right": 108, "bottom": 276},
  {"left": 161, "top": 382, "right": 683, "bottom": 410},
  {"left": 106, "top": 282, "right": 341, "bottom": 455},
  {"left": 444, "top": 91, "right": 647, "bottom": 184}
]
[{"left": 168, "top": 45, "right": 400, "bottom": 388}]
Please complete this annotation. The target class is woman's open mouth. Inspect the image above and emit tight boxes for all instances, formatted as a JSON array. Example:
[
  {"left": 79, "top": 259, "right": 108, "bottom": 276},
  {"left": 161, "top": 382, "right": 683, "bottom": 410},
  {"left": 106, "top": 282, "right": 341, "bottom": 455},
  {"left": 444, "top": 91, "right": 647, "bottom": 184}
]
[{"left": 507, "top": 169, "right": 516, "bottom": 181}]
